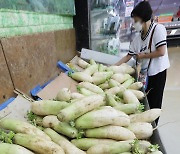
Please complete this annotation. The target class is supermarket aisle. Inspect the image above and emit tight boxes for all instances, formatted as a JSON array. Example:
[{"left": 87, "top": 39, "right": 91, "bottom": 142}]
[{"left": 159, "top": 47, "right": 180, "bottom": 154}]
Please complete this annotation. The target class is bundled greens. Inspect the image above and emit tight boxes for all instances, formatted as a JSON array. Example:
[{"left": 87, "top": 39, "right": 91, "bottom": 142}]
[
  {"left": 0, "top": 129, "right": 15, "bottom": 144},
  {"left": 27, "top": 111, "right": 43, "bottom": 130}
]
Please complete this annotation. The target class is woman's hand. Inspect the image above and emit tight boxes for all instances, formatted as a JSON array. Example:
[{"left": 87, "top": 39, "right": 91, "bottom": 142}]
[
  {"left": 137, "top": 53, "right": 147, "bottom": 59},
  {"left": 115, "top": 54, "right": 133, "bottom": 66},
  {"left": 137, "top": 45, "right": 166, "bottom": 60}
]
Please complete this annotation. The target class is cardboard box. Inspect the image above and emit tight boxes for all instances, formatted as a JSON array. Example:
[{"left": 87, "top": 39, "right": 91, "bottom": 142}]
[
  {"left": 37, "top": 73, "right": 78, "bottom": 100},
  {"left": 0, "top": 95, "right": 31, "bottom": 122}
]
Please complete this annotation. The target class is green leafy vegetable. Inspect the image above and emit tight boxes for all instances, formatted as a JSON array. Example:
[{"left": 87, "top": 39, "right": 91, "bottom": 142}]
[
  {"left": 76, "top": 86, "right": 81, "bottom": 92},
  {"left": 0, "top": 129, "right": 15, "bottom": 144},
  {"left": 68, "top": 72, "right": 73, "bottom": 77},
  {"left": 69, "top": 121, "right": 75, "bottom": 127},
  {"left": 77, "top": 130, "right": 85, "bottom": 139},
  {"left": 114, "top": 96, "right": 124, "bottom": 103},
  {"left": 131, "top": 139, "right": 142, "bottom": 154},
  {"left": 148, "top": 144, "right": 160, "bottom": 152},
  {"left": 137, "top": 104, "right": 145, "bottom": 112},
  {"left": 27, "top": 111, "right": 43, "bottom": 127}
]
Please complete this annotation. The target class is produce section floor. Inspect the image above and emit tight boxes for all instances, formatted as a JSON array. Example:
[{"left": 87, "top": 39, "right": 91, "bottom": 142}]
[{"left": 159, "top": 46, "right": 180, "bottom": 154}]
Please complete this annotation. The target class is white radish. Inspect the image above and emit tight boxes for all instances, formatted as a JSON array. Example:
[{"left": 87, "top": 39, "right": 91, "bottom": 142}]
[
  {"left": 78, "top": 59, "right": 90, "bottom": 68},
  {"left": 71, "top": 93, "right": 84, "bottom": 99},
  {"left": 75, "top": 106, "right": 130, "bottom": 129},
  {"left": 90, "top": 59, "right": 96, "bottom": 65},
  {"left": 85, "top": 125, "right": 136, "bottom": 141},
  {"left": 0, "top": 118, "right": 51, "bottom": 141},
  {"left": 71, "top": 138, "right": 116, "bottom": 151},
  {"left": 43, "top": 115, "right": 59, "bottom": 128},
  {"left": 115, "top": 104, "right": 142, "bottom": 115},
  {"left": 129, "top": 89, "right": 145, "bottom": 100},
  {"left": 107, "top": 64, "right": 135, "bottom": 74},
  {"left": 122, "top": 78, "right": 135, "bottom": 88},
  {"left": 78, "top": 82, "right": 104, "bottom": 94},
  {"left": 92, "top": 76, "right": 107, "bottom": 85},
  {"left": 87, "top": 141, "right": 132, "bottom": 154},
  {"left": 106, "top": 94, "right": 123, "bottom": 107},
  {"left": 128, "top": 82, "right": 143, "bottom": 90},
  {"left": 93, "top": 72, "right": 114, "bottom": 78},
  {"left": 130, "top": 109, "right": 162, "bottom": 123},
  {"left": 128, "top": 122, "right": 153, "bottom": 139},
  {"left": 70, "top": 99, "right": 80, "bottom": 103},
  {"left": 84, "top": 64, "right": 98, "bottom": 75},
  {"left": 98, "top": 64, "right": 107, "bottom": 72},
  {"left": 112, "top": 74, "right": 132, "bottom": 84},
  {"left": 123, "top": 90, "right": 140, "bottom": 105},
  {"left": 57, "top": 95, "right": 104, "bottom": 122},
  {"left": 109, "top": 79, "right": 121, "bottom": 88},
  {"left": 121, "top": 63, "right": 135, "bottom": 74},
  {"left": 70, "top": 72, "right": 92, "bottom": 82},
  {"left": 99, "top": 82, "right": 110, "bottom": 90},
  {"left": 92, "top": 72, "right": 114, "bottom": 85},
  {"left": 78, "top": 88, "right": 96, "bottom": 96},
  {"left": 44, "top": 128, "right": 86, "bottom": 154},
  {"left": 106, "top": 94, "right": 143, "bottom": 114},
  {"left": 31, "top": 100, "right": 69, "bottom": 116},
  {"left": 14, "top": 133, "right": 65, "bottom": 154},
  {"left": 106, "top": 86, "right": 126, "bottom": 95},
  {"left": 0, "top": 143, "right": 34, "bottom": 154},
  {"left": 56, "top": 88, "right": 71, "bottom": 101},
  {"left": 42, "top": 115, "right": 78, "bottom": 138}
]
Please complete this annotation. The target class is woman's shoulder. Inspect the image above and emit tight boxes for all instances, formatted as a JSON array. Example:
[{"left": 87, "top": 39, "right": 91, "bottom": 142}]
[
  {"left": 153, "top": 23, "right": 167, "bottom": 35},
  {"left": 155, "top": 23, "right": 166, "bottom": 30}
]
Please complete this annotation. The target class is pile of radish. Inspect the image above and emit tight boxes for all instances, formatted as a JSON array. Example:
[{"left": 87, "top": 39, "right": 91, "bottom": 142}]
[{"left": 0, "top": 59, "right": 163, "bottom": 154}]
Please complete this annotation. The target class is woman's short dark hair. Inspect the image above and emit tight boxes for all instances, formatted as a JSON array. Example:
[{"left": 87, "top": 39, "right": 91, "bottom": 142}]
[{"left": 131, "top": 1, "right": 152, "bottom": 22}]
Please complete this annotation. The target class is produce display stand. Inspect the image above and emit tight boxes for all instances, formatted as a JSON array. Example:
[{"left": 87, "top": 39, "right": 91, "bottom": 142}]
[
  {"left": 134, "top": 68, "right": 166, "bottom": 154},
  {"left": 143, "top": 96, "right": 166, "bottom": 154},
  {"left": 0, "top": 55, "right": 166, "bottom": 153}
]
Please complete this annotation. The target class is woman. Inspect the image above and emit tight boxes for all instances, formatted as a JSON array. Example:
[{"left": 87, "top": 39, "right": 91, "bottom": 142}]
[{"left": 116, "top": 1, "right": 170, "bottom": 118}]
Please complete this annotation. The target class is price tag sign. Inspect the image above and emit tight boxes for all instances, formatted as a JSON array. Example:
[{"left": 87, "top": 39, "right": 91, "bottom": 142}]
[{"left": 125, "top": 0, "right": 134, "bottom": 17}]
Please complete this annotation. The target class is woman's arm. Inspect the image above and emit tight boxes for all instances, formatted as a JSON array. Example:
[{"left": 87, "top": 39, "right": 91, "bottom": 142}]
[
  {"left": 137, "top": 45, "right": 166, "bottom": 59},
  {"left": 115, "top": 54, "right": 133, "bottom": 66}
]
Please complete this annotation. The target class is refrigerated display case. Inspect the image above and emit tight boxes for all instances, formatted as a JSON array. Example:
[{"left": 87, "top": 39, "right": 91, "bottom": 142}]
[
  {"left": 89, "top": 0, "right": 136, "bottom": 56},
  {"left": 75, "top": 0, "right": 180, "bottom": 54},
  {"left": 148, "top": 0, "right": 180, "bottom": 46},
  {"left": 74, "top": 0, "right": 137, "bottom": 56},
  {"left": 164, "top": 21, "right": 180, "bottom": 46}
]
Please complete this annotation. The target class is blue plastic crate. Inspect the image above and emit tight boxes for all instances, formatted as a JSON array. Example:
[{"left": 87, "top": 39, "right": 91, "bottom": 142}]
[
  {"left": 57, "top": 61, "right": 74, "bottom": 73},
  {"left": 30, "top": 79, "right": 54, "bottom": 99},
  {"left": 0, "top": 97, "right": 16, "bottom": 111}
]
